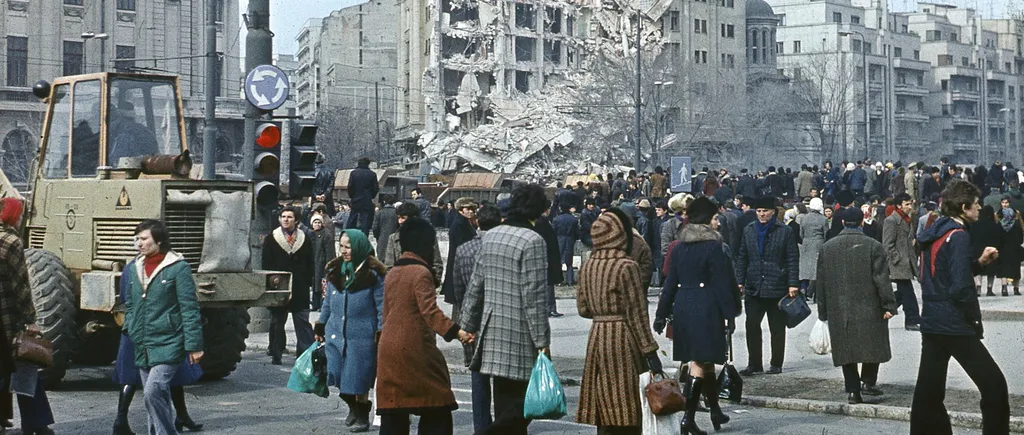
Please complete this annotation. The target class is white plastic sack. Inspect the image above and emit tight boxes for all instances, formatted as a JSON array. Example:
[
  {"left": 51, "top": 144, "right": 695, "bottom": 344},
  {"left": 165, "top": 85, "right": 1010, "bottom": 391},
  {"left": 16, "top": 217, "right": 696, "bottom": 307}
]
[
  {"left": 639, "top": 372, "right": 682, "bottom": 435},
  {"left": 809, "top": 320, "right": 832, "bottom": 355}
]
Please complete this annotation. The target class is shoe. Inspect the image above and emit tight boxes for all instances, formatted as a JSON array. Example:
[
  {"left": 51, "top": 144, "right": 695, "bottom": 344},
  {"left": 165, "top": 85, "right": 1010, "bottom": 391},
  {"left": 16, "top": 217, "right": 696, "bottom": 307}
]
[
  {"left": 1, "top": 420, "right": 11, "bottom": 428},
  {"left": 738, "top": 367, "right": 763, "bottom": 377},
  {"left": 113, "top": 384, "right": 136, "bottom": 435},
  {"left": 340, "top": 395, "right": 358, "bottom": 427},
  {"left": 703, "top": 376, "right": 730, "bottom": 431},
  {"left": 848, "top": 392, "right": 863, "bottom": 404},
  {"left": 549, "top": 312, "right": 564, "bottom": 318},
  {"left": 986, "top": 290, "right": 996, "bottom": 296},
  {"left": 766, "top": 366, "right": 783, "bottom": 375},
  {"left": 271, "top": 356, "right": 282, "bottom": 365},
  {"left": 175, "top": 415, "right": 204, "bottom": 432},
  {"left": 112, "top": 423, "right": 135, "bottom": 435},
  {"left": 29, "top": 428, "right": 55, "bottom": 435},
  {"left": 861, "top": 383, "right": 884, "bottom": 396},
  {"left": 348, "top": 401, "right": 371, "bottom": 433},
  {"left": 1002, "top": 287, "right": 1009, "bottom": 297},
  {"left": 905, "top": 324, "right": 920, "bottom": 331},
  {"left": 1016, "top": 288, "right": 1022, "bottom": 296},
  {"left": 681, "top": 377, "right": 708, "bottom": 435}
]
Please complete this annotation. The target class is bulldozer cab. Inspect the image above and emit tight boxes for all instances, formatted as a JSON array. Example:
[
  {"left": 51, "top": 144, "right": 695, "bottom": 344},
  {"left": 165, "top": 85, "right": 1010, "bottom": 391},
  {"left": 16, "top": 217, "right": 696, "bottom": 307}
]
[{"left": 35, "top": 72, "right": 186, "bottom": 180}]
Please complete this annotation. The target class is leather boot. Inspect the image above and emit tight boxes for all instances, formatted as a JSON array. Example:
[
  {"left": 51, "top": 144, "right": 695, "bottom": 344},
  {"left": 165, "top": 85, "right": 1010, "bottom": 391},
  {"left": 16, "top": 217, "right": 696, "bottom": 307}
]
[
  {"left": 1003, "top": 285, "right": 1009, "bottom": 297},
  {"left": 349, "top": 400, "right": 371, "bottom": 433},
  {"left": 1015, "top": 286, "right": 1021, "bottom": 296},
  {"left": 339, "top": 394, "right": 358, "bottom": 427},
  {"left": 112, "top": 385, "right": 136, "bottom": 435},
  {"left": 171, "top": 386, "right": 203, "bottom": 432},
  {"left": 703, "top": 376, "right": 730, "bottom": 431},
  {"left": 681, "top": 377, "right": 707, "bottom": 435}
]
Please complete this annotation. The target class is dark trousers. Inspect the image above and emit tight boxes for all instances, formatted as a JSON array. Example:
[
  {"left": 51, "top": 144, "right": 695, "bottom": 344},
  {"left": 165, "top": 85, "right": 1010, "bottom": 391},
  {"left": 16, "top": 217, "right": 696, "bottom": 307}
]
[
  {"left": 379, "top": 410, "right": 453, "bottom": 435},
  {"left": 268, "top": 307, "right": 315, "bottom": 359},
  {"left": 346, "top": 209, "right": 374, "bottom": 236},
  {"left": 893, "top": 280, "right": 921, "bottom": 325},
  {"left": 910, "top": 334, "right": 1009, "bottom": 435},
  {"left": 311, "top": 286, "right": 323, "bottom": 311},
  {"left": 841, "top": 363, "right": 879, "bottom": 392},
  {"left": 744, "top": 295, "right": 787, "bottom": 369},
  {"left": 471, "top": 371, "right": 492, "bottom": 432},
  {"left": 12, "top": 377, "right": 53, "bottom": 431},
  {"left": 482, "top": 376, "right": 530, "bottom": 435},
  {"left": 597, "top": 426, "right": 641, "bottom": 434},
  {"left": 546, "top": 284, "right": 557, "bottom": 314}
]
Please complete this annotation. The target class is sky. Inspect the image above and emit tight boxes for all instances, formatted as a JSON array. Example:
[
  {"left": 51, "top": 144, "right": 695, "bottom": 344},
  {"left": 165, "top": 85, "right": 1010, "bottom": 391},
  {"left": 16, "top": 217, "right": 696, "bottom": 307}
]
[{"left": 238, "top": 0, "right": 363, "bottom": 58}]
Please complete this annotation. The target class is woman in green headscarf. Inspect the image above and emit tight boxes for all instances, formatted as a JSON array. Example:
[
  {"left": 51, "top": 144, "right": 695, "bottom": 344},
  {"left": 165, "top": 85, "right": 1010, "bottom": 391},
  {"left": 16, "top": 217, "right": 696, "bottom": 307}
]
[{"left": 314, "top": 229, "right": 387, "bottom": 432}]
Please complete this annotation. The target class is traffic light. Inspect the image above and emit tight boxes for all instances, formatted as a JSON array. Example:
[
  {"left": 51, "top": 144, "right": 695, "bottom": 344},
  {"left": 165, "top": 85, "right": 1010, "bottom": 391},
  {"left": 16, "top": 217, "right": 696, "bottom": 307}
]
[
  {"left": 253, "top": 122, "right": 282, "bottom": 205},
  {"left": 289, "top": 122, "right": 318, "bottom": 198}
]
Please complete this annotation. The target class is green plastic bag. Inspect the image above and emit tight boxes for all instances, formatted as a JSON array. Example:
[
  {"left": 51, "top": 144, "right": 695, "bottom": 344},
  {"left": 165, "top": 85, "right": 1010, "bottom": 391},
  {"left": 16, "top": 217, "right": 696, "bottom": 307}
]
[
  {"left": 523, "top": 353, "right": 566, "bottom": 419},
  {"left": 287, "top": 343, "right": 321, "bottom": 394}
]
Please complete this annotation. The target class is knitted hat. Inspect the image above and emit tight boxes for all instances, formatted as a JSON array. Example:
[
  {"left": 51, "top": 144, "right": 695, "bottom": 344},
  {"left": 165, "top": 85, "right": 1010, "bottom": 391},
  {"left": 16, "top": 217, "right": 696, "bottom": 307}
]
[
  {"left": 311, "top": 214, "right": 324, "bottom": 225},
  {"left": 0, "top": 198, "right": 23, "bottom": 227},
  {"left": 590, "top": 208, "right": 632, "bottom": 253},
  {"left": 808, "top": 197, "right": 824, "bottom": 213},
  {"left": 399, "top": 217, "right": 437, "bottom": 263}
]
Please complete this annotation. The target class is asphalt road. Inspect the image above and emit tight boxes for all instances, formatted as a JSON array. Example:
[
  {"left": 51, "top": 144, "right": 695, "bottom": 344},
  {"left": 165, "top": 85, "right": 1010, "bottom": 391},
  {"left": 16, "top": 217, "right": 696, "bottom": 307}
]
[{"left": 20, "top": 350, "right": 982, "bottom": 434}]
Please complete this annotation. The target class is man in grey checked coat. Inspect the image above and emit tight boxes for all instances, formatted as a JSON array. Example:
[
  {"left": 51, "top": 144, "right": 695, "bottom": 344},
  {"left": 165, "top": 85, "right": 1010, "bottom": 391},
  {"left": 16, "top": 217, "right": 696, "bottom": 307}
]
[{"left": 462, "top": 185, "right": 552, "bottom": 435}]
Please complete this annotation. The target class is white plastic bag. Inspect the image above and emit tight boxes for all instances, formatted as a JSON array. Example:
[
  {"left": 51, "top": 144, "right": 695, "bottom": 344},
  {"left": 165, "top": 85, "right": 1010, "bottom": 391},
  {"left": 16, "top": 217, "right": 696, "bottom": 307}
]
[
  {"left": 809, "top": 320, "right": 831, "bottom": 355},
  {"left": 639, "top": 372, "right": 682, "bottom": 435}
]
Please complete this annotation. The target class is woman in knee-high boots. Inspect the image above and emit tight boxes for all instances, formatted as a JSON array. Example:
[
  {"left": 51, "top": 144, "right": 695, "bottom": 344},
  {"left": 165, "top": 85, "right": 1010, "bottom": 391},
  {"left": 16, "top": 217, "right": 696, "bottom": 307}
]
[
  {"left": 112, "top": 260, "right": 204, "bottom": 434},
  {"left": 654, "top": 197, "right": 742, "bottom": 434}
]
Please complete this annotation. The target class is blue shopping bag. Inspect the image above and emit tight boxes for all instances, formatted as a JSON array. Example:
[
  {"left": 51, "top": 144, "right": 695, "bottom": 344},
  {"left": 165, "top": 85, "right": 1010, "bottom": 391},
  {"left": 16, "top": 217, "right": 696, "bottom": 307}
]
[
  {"left": 523, "top": 352, "right": 567, "bottom": 419},
  {"left": 287, "top": 343, "right": 321, "bottom": 394}
]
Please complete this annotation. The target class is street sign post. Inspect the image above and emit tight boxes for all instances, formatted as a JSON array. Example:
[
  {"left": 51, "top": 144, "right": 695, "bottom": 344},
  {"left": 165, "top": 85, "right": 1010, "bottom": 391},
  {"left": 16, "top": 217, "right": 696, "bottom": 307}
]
[
  {"left": 670, "top": 156, "right": 692, "bottom": 193},
  {"left": 244, "top": 65, "right": 290, "bottom": 111}
]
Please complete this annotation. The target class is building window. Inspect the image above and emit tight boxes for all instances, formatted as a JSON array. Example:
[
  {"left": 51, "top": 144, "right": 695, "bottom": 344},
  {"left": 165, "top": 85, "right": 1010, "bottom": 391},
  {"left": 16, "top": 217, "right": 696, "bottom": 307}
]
[
  {"left": 115, "top": 45, "right": 136, "bottom": 72},
  {"left": 670, "top": 11, "right": 680, "bottom": 31},
  {"left": 832, "top": 12, "right": 842, "bottom": 23},
  {"left": 116, "top": 0, "right": 135, "bottom": 11},
  {"left": 724, "top": 53, "right": 735, "bottom": 68},
  {"left": 940, "top": 80, "right": 948, "bottom": 90},
  {"left": 913, "top": 50, "right": 920, "bottom": 60},
  {"left": 793, "top": 68, "right": 802, "bottom": 80},
  {"left": 214, "top": 0, "right": 224, "bottom": 23},
  {"left": 718, "top": 0, "right": 735, "bottom": 7},
  {"left": 937, "top": 55, "right": 952, "bottom": 66},
  {"left": 864, "top": 42, "right": 872, "bottom": 54},
  {"left": 961, "top": 57, "right": 969, "bottom": 67},
  {"left": 64, "top": 0, "right": 84, "bottom": 5},
  {"left": 63, "top": 41, "right": 84, "bottom": 76},
  {"left": 515, "top": 37, "right": 535, "bottom": 62},
  {"left": 515, "top": 71, "right": 530, "bottom": 93},
  {"left": 949, "top": 32, "right": 958, "bottom": 42},
  {"left": 894, "top": 47, "right": 902, "bottom": 58},
  {"left": 6, "top": 36, "right": 28, "bottom": 87},
  {"left": 721, "top": 24, "right": 734, "bottom": 38},
  {"left": 852, "top": 39, "right": 862, "bottom": 52},
  {"left": 926, "top": 30, "right": 942, "bottom": 41},
  {"left": 544, "top": 40, "right": 561, "bottom": 65},
  {"left": 793, "top": 40, "right": 801, "bottom": 53},
  {"left": 694, "top": 19, "right": 707, "bottom": 34},
  {"left": 515, "top": 4, "right": 536, "bottom": 30},
  {"left": 776, "top": 42, "right": 784, "bottom": 54},
  {"left": 778, "top": 14, "right": 786, "bottom": 25},
  {"left": 851, "top": 15, "right": 860, "bottom": 24},
  {"left": 694, "top": 50, "right": 708, "bottom": 64}
]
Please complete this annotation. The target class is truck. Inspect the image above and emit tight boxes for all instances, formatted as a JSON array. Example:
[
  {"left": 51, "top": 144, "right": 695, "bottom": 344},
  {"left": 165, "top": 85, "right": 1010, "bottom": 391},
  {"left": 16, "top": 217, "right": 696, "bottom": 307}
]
[{"left": 21, "top": 72, "right": 291, "bottom": 385}]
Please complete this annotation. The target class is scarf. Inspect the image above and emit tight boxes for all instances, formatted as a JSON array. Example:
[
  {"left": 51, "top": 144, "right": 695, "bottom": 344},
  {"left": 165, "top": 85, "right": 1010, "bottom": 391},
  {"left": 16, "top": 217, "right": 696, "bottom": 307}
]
[
  {"left": 1000, "top": 208, "right": 1016, "bottom": 232},
  {"left": 754, "top": 219, "right": 772, "bottom": 255},
  {"left": 339, "top": 229, "right": 373, "bottom": 290},
  {"left": 282, "top": 226, "right": 297, "bottom": 246},
  {"left": 894, "top": 208, "right": 912, "bottom": 224}
]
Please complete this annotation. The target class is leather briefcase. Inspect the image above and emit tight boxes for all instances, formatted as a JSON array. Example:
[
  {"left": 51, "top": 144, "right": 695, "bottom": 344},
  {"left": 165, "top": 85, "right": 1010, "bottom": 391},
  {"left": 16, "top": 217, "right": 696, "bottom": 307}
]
[
  {"left": 12, "top": 330, "right": 53, "bottom": 368},
  {"left": 644, "top": 373, "right": 686, "bottom": 415}
]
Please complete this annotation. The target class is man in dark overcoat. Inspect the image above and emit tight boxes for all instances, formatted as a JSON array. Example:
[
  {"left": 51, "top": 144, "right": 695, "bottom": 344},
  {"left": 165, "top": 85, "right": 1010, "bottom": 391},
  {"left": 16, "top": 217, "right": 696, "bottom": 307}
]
[
  {"left": 346, "top": 157, "right": 379, "bottom": 235},
  {"left": 312, "top": 153, "right": 336, "bottom": 217},
  {"left": 816, "top": 207, "right": 898, "bottom": 404},
  {"left": 262, "top": 206, "right": 316, "bottom": 365},
  {"left": 552, "top": 203, "right": 579, "bottom": 286},
  {"left": 442, "top": 197, "right": 478, "bottom": 304}
]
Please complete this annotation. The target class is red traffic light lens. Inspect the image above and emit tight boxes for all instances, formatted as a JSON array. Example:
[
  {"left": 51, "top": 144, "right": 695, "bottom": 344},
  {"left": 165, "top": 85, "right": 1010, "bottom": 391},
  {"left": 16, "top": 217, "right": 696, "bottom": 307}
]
[{"left": 256, "top": 124, "right": 281, "bottom": 148}]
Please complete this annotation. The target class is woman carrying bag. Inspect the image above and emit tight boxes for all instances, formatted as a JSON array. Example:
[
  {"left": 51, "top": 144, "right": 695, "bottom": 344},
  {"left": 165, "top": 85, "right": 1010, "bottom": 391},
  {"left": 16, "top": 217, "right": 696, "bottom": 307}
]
[
  {"left": 576, "top": 208, "right": 662, "bottom": 435},
  {"left": 654, "top": 197, "right": 742, "bottom": 435},
  {"left": 996, "top": 198, "right": 1024, "bottom": 296},
  {"left": 313, "top": 229, "right": 386, "bottom": 433}
]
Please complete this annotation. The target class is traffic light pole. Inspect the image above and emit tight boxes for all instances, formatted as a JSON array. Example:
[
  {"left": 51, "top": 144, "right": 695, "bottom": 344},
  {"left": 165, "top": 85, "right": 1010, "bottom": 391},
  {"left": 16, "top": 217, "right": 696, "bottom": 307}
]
[
  {"left": 243, "top": 0, "right": 273, "bottom": 179},
  {"left": 202, "top": 0, "right": 218, "bottom": 180}
]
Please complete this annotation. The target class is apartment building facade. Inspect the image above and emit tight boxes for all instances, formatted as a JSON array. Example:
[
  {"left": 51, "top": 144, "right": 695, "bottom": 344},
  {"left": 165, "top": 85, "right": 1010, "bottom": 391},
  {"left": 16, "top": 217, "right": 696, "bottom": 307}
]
[{"left": 294, "top": 18, "right": 322, "bottom": 118}]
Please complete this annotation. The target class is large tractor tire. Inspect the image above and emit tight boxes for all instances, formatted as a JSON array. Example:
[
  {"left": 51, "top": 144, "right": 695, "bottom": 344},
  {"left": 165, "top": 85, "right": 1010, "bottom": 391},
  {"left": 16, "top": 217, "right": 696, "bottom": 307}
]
[
  {"left": 71, "top": 312, "right": 121, "bottom": 365},
  {"left": 25, "top": 249, "right": 78, "bottom": 387},
  {"left": 199, "top": 307, "right": 250, "bottom": 381}
]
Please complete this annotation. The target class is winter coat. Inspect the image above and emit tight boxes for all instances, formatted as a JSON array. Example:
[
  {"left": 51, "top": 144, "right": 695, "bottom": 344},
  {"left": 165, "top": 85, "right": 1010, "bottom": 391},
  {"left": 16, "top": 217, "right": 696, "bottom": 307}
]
[
  {"left": 657, "top": 224, "right": 741, "bottom": 364},
  {"left": 376, "top": 253, "right": 459, "bottom": 413},
  {"left": 313, "top": 164, "right": 337, "bottom": 216},
  {"left": 799, "top": 211, "right": 828, "bottom": 280},
  {"left": 735, "top": 220, "right": 800, "bottom": 298},
  {"left": 862, "top": 220, "right": 882, "bottom": 242},
  {"left": 921, "top": 177, "right": 942, "bottom": 202},
  {"left": 650, "top": 173, "right": 667, "bottom": 198},
  {"left": 765, "top": 173, "right": 785, "bottom": 198},
  {"left": 371, "top": 205, "right": 399, "bottom": 257},
  {"left": 917, "top": 217, "right": 983, "bottom": 336},
  {"left": 882, "top": 212, "right": 918, "bottom": 281},
  {"left": 650, "top": 215, "right": 669, "bottom": 261},
  {"left": 534, "top": 217, "right": 564, "bottom": 286},
  {"left": 733, "top": 210, "right": 757, "bottom": 256},
  {"left": 815, "top": 229, "right": 897, "bottom": 367},
  {"left": 631, "top": 230, "right": 654, "bottom": 290},
  {"left": 317, "top": 256, "right": 385, "bottom": 395},
  {"left": 442, "top": 213, "right": 476, "bottom": 302},
  {"left": 413, "top": 197, "right": 432, "bottom": 221},
  {"left": 312, "top": 227, "right": 336, "bottom": 295},
  {"left": 262, "top": 227, "right": 315, "bottom": 312},
  {"left": 736, "top": 175, "right": 757, "bottom": 198},
  {"left": 452, "top": 232, "right": 485, "bottom": 365},
  {"left": 576, "top": 212, "right": 659, "bottom": 427},
  {"left": 347, "top": 164, "right": 379, "bottom": 212},
  {"left": 553, "top": 212, "right": 579, "bottom": 265},
  {"left": 890, "top": 171, "right": 906, "bottom": 196},
  {"left": 461, "top": 219, "right": 550, "bottom": 382},
  {"left": 123, "top": 251, "right": 203, "bottom": 368},
  {"left": 1006, "top": 188, "right": 1024, "bottom": 214},
  {"left": 660, "top": 215, "right": 686, "bottom": 258},
  {"left": 796, "top": 170, "right": 814, "bottom": 198},
  {"left": 904, "top": 171, "right": 917, "bottom": 200},
  {"left": 864, "top": 169, "right": 876, "bottom": 194},
  {"left": 580, "top": 208, "right": 600, "bottom": 248},
  {"left": 0, "top": 226, "right": 35, "bottom": 375},
  {"left": 970, "top": 216, "right": 1002, "bottom": 277},
  {"left": 850, "top": 168, "right": 867, "bottom": 191},
  {"left": 383, "top": 230, "right": 444, "bottom": 285},
  {"left": 996, "top": 211, "right": 1024, "bottom": 280}
]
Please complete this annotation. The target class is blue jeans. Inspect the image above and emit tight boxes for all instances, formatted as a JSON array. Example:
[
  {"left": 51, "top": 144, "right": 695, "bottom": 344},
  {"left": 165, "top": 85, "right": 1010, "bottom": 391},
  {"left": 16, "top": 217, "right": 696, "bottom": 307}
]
[
  {"left": 12, "top": 375, "right": 53, "bottom": 432},
  {"left": 346, "top": 209, "right": 374, "bottom": 236},
  {"left": 471, "top": 371, "right": 492, "bottom": 432},
  {"left": 141, "top": 364, "right": 179, "bottom": 435},
  {"left": 894, "top": 280, "right": 921, "bottom": 326}
]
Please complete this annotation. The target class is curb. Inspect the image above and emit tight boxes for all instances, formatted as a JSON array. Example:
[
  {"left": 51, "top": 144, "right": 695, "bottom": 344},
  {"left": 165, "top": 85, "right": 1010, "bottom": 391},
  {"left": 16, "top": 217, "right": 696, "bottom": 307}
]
[
  {"left": 980, "top": 309, "right": 1024, "bottom": 322},
  {"left": 740, "top": 395, "right": 1024, "bottom": 432}
]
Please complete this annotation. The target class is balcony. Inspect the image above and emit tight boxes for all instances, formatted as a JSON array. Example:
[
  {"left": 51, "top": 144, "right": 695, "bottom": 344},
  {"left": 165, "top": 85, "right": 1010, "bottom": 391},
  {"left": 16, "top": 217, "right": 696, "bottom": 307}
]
[
  {"left": 895, "top": 110, "right": 929, "bottom": 122},
  {"left": 869, "top": 81, "right": 885, "bottom": 91},
  {"left": 950, "top": 114, "right": 980, "bottom": 125},
  {"left": 950, "top": 89, "right": 980, "bottom": 101},
  {"left": 894, "top": 83, "right": 929, "bottom": 96},
  {"left": 988, "top": 117, "right": 1009, "bottom": 127},
  {"left": 895, "top": 137, "right": 930, "bottom": 149},
  {"left": 986, "top": 94, "right": 1004, "bottom": 104},
  {"left": 948, "top": 140, "right": 981, "bottom": 150}
]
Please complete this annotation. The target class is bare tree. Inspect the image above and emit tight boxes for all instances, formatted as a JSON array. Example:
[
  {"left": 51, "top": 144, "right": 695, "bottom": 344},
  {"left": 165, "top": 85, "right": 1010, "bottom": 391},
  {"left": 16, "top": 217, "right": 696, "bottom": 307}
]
[
  {"left": 316, "top": 106, "right": 378, "bottom": 170},
  {"left": 787, "top": 48, "right": 860, "bottom": 162}
]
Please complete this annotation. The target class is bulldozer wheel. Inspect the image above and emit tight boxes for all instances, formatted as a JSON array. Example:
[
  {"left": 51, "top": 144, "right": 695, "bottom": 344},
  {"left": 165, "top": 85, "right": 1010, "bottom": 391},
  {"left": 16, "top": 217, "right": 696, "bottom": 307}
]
[
  {"left": 25, "top": 249, "right": 78, "bottom": 388},
  {"left": 199, "top": 307, "right": 250, "bottom": 381},
  {"left": 70, "top": 312, "right": 121, "bottom": 365}
]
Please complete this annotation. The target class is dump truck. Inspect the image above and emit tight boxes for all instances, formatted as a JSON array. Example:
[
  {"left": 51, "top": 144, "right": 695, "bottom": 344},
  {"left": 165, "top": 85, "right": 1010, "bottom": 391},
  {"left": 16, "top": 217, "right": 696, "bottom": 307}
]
[{"left": 21, "top": 72, "right": 291, "bottom": 385}]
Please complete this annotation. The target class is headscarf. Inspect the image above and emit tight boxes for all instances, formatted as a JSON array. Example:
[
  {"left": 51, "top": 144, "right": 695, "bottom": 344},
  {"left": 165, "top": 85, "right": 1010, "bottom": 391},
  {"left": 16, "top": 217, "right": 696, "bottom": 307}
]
[
  {"left": 340, "top": 229, "right": 373, "bottom": 289},
  {"left": 808, "top": 197, "right": 824, "bottom": 213},
  {"left": 1000, "top": 208, "right": 1016, "bottom": 232},
  {"left": 0, "top": 198, "right": 23, "bottom": 227}
]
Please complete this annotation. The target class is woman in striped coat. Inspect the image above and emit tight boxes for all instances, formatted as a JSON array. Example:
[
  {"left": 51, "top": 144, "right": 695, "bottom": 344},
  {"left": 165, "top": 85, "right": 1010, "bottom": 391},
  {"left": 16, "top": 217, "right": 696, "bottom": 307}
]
[{"left": 577, "top": 208, "right": 662, "bottom": 434}]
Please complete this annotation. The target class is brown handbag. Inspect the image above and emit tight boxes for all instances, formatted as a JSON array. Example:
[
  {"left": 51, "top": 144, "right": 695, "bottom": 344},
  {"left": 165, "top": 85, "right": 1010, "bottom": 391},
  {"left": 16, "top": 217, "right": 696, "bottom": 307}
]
[
  {"left": 644, "top": 372, "right": 686, "bottom": 415},
  {"left": 12, "top": 330, "right": 53, "bottom": 368}
]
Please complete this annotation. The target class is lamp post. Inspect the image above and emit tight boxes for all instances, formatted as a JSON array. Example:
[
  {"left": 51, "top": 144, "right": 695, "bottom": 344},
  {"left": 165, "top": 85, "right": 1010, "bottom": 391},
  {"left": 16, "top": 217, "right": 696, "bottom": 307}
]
[
  {"left": 653, "top": 81, "right": 674, "bottom": 167},
  {"left": 634, "top": 10, "right": 643, "bottom": 172},
  {"left": 999, "top": 107, "right": 1011, "bottom": 162},
  {"left": 80, "top": 32, "right": 109, "bottom": 74},
  {"left": 839, "top": 30, "right": 869, "bottom": 160}
]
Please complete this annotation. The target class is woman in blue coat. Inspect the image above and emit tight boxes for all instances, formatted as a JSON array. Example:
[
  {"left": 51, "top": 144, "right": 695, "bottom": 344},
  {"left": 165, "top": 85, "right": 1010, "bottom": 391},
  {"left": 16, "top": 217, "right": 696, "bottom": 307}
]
[
  {"left": 314, "top": 229, "right": 385, "bottom": 433},
  {"left": 112, "top": 263, "right": 204, "bottom": 434},
  {"left": 654, "top": 197, "right": 742, "bottom": 435}
]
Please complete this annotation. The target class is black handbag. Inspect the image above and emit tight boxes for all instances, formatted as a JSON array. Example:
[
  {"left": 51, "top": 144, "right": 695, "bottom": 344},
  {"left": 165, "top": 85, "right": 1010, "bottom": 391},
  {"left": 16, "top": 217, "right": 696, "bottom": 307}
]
[
  {"left": 717, "top": 332, "right": 743, "bottom": 402},
  {"left": 779, "top": 294, "right": 811, "bottom": 328}
]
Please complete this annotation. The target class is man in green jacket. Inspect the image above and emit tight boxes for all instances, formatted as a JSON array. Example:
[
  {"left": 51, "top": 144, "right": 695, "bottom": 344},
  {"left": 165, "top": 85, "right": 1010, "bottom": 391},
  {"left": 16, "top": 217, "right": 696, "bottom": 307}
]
[{"left": 123, "top": 220, "right": 203, "bottom": 435}]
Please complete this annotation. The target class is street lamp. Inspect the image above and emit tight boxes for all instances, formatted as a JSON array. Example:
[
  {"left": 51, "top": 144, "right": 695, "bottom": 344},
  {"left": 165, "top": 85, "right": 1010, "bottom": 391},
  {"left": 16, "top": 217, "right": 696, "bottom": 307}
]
[
  {"left": 839, "top": 30, "right": 869, "bottom": 160},
  {"left": 653, "top": 81, "right": 674, "bottom": 166},
  {"left": 80, "top": 32, "right": 109, "bottom": 74}
]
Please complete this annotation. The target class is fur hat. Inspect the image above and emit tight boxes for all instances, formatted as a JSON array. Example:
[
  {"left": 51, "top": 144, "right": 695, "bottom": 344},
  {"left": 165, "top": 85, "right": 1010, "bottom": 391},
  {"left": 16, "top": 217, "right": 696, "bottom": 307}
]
[
  {"left": 454, "top": 197, "right": 478, "bottom": 210},
  {"left": 638, "top": 199, "right": 651, "bottom": 209},
  {"left": 685, "top": 197, "right": 718, "bottom": 225},
  {"left": 836, "top": 190, "right": 855, "bottom": 207},
  {"left": 398, "top": 217, "right": 436, "bottom": 263},
  {"left": 749, "top": 196, "right": 776, "bottom": 210},
  {"left": 668, "top": 192, "right": 693, "bottom": 213}
]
